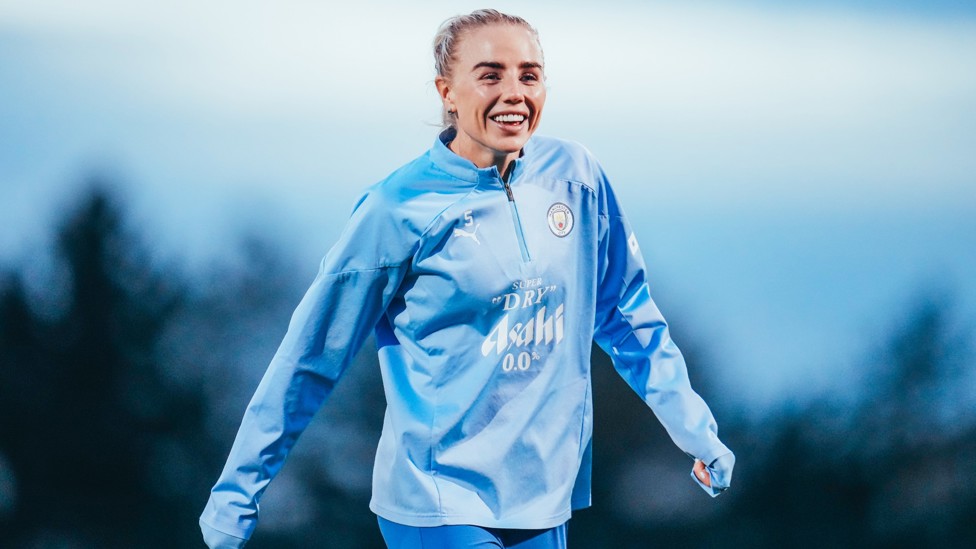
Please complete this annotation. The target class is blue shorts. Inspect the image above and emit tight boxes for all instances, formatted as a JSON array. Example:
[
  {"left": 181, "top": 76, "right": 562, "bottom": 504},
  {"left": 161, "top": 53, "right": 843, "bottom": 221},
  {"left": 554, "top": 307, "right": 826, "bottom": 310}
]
[{"left": 377, "top": 517, "right": 568, "bottom": 549}]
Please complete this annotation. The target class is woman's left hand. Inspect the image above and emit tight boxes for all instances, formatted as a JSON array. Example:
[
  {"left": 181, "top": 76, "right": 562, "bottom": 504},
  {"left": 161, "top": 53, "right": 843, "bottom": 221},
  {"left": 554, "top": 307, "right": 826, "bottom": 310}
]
[
  {"left": 691, "top": 453, "right": 734, "bottom": 497},
  {"left": 693, "top": 459, "right": 711, "bottom": 487}
]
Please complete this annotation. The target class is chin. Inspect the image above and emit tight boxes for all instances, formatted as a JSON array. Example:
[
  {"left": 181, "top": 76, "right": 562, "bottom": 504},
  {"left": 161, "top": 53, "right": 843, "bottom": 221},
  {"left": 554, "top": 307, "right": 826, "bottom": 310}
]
[{"left": 491, "top": 136, "right": 530, "bottom": 154}]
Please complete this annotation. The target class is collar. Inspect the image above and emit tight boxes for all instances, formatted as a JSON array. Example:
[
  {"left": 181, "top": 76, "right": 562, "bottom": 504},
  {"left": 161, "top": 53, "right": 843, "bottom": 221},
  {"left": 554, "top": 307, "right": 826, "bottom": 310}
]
[{"left": 430, "top": 127, "right": 532, "bottom": 186}]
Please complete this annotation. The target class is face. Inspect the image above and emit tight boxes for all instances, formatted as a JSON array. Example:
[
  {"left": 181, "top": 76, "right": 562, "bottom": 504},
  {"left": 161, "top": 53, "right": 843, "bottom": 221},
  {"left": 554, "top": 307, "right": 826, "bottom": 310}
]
[{"left": 436, "top": 24, "right": 546, "bottom": 170}]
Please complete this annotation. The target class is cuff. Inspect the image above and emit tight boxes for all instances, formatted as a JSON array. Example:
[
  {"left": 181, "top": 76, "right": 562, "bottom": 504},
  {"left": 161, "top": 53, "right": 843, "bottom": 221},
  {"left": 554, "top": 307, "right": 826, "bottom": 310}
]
[
  {"left": 691, "top": 451, "right": 735, "bottom": 497},
  {"left": 200, "top": 520, "right": 248, "bottom": 549}
]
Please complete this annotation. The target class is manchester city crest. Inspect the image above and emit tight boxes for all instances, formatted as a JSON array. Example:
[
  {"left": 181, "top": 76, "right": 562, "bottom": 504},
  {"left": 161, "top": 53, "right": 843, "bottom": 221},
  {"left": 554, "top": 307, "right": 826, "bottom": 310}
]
[{"left": 547, "top": 203, "right": 574, "bottom": 237}]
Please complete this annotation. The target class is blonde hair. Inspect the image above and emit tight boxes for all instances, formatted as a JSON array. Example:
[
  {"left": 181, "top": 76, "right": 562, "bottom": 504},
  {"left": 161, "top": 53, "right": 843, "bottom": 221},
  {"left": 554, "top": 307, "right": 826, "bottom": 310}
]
[{"left": 432, "top": 9, "right": 542, "bottom": 128}]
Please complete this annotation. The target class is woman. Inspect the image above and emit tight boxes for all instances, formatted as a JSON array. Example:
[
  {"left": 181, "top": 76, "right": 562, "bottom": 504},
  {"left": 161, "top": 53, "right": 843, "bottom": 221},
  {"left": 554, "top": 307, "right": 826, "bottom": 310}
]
[{"left": 200, "top": 9, "right": 734, "bottom": 549}]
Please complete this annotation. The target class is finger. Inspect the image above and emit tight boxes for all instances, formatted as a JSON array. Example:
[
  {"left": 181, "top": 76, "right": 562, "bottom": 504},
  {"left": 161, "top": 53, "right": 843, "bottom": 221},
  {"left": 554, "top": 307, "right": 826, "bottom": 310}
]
[{"left": 694, "top": 460, "right": 711, "bottom": 487}]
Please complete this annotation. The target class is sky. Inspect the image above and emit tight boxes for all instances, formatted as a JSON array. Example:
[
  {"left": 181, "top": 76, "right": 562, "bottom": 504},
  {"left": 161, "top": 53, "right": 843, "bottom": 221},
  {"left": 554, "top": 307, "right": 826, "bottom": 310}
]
[{"left": 2, "top": 0, "right": 974, "bottom": 410}]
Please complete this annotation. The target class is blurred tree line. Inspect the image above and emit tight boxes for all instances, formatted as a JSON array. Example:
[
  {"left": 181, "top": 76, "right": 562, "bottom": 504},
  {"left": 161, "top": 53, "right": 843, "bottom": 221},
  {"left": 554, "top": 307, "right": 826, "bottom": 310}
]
[{"left": 0, "top": 185, "right": 973, "bottom": 548}]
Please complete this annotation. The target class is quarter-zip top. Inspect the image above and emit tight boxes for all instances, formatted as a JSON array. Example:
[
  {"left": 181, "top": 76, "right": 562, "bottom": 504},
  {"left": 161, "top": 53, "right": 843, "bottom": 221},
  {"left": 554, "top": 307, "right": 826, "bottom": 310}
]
[{"left": 199, "top": 126, "right": 734, "bottom": 541}]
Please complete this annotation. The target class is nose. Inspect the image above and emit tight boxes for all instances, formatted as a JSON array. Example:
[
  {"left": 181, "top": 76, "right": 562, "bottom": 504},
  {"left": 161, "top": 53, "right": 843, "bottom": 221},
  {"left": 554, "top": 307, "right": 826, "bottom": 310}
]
[{"left": 502, "top": 78, "right": 524, "bottom": 104}]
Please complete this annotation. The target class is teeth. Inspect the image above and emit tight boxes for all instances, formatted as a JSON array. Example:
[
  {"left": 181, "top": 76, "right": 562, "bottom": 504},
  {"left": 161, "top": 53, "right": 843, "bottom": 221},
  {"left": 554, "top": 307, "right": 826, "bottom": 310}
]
[{"left": 492, "top": 114, "right": 525, "bottom": 123}]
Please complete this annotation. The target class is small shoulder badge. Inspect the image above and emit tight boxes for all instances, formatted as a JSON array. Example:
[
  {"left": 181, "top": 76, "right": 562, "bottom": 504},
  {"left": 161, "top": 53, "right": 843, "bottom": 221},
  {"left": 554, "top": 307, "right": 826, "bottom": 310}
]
[
  {"left": 628, "top": 231, "right": 640, "bottom": 257},
  {"left": 547, "top": 203, "right": 574, "bottom": 237}
]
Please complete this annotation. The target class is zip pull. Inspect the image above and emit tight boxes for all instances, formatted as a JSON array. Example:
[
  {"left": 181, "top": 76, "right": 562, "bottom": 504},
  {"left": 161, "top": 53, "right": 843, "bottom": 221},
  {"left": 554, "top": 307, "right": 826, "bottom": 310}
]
[
  {"left": 504, "top": 181, "right": 515, "bottom": 202},
  {"left": 502, "top": 161, "right": 516, "bottom": 191}
]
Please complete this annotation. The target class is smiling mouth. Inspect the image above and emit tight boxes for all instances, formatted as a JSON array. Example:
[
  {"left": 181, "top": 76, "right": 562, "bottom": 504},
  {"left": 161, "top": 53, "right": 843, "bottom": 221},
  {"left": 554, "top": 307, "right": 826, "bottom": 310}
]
[{"left": 490, "top": 113, "right": 527, "bottom": 127}]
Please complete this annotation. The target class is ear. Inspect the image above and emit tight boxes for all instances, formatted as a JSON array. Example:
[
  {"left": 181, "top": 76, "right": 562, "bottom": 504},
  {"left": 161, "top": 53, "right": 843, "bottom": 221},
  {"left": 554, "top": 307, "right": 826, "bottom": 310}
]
[{"left": 435, "top": 76, "right": 455, "bottom": 113}]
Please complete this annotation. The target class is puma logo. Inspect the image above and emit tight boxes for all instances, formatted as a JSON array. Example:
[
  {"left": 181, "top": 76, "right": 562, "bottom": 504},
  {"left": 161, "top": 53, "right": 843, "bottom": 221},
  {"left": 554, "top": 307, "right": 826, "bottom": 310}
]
[{"left": 453, "top": 224, "right": 481, "bottom": 245}]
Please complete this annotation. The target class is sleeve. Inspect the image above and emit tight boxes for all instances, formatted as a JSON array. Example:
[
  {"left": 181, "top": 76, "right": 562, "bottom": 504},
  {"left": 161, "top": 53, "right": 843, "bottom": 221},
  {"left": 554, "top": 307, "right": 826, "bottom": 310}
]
[
  {"left": 200, "top": 521, "right": 247, "bottom": 549},
  {"left": 199, "top": 190, "right": 413, "bottom": 544},
  {"left": 592, "top": 171, "right": 734, "bottom": 488}
]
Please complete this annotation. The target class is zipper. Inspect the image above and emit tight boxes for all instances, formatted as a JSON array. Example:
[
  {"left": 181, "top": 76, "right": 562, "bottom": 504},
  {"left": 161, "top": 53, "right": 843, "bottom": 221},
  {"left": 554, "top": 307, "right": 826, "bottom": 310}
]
[{"left": 503, "top": 180, "right": 531, "bottom": 262}]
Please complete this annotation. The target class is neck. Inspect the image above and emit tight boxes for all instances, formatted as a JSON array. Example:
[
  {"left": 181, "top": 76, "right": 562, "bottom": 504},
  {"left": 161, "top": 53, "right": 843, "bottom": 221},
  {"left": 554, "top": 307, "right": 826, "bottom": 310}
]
[
  {"left": 494, "top": 154, "right": 518, "bottom": 180},
  {"left": 448, "top": 135, "right": 520, "bottom": 178}
]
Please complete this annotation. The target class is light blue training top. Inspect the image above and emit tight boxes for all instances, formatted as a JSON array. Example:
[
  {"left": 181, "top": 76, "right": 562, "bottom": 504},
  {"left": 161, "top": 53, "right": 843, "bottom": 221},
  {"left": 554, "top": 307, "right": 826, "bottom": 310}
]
[{"left": 199, "top": 129, "right": 733, "bottom": 547}]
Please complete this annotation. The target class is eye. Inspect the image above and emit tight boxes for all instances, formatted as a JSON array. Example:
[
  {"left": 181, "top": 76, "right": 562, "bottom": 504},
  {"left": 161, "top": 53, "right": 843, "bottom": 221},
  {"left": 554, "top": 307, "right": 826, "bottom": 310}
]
[
  {"left": 480, "top": 72, "right": 501, "bottom": 81},
  {"left": 520, "top": 72, "right": 540, "bottom": 83}
]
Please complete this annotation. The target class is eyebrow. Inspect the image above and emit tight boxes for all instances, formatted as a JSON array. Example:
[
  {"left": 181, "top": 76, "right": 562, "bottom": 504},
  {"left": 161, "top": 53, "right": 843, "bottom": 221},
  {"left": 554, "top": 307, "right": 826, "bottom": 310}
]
[{"left": 471, "top": 61, "right": 544, "bottom": 71}]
